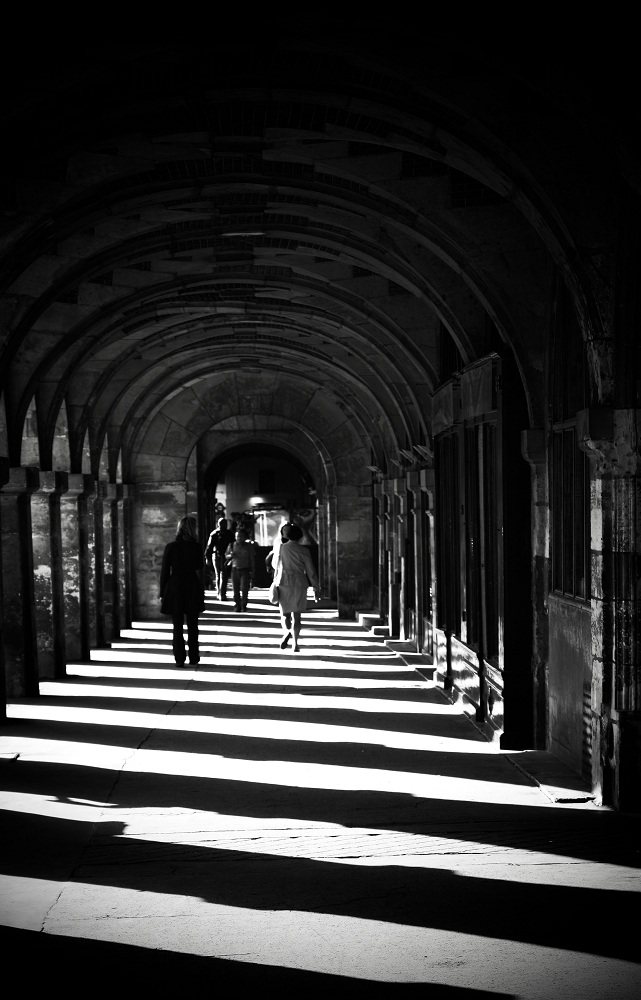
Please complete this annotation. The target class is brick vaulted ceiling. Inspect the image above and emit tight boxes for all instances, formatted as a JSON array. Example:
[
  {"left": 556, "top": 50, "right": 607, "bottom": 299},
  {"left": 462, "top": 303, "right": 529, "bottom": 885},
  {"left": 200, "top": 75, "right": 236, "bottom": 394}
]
[{"left": 0, "top": 20, "right": 635, "bottom": 483}]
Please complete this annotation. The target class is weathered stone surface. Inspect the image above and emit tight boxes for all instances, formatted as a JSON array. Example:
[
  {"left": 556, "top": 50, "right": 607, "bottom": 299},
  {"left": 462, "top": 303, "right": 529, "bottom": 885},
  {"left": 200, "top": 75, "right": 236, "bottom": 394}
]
[
  {"left": 132, "top": 481, "right": 187, "bottom": 619},
  {"left": 1, "top": 469, "right": 39, "bottom": 695}
]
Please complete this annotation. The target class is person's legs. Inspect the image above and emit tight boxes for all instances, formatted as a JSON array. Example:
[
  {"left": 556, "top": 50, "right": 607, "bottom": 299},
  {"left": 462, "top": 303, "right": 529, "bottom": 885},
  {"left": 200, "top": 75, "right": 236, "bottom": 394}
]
[
  {"left": 172, "top": 614, "right": 186, "bottom": 664},
  {"left": 186, "top": 611, "right": 199, "bottom": 664},
  {"left": 240, "top": 568, "right": 250, "bottom": 609},
  {"left": 213, "top": 552, "right": 223, "bottom": 595},
  {"left": 232, "top": 567, "right": 241, "bottom": 610},
  {"left": 280, "top": 610, "right": 292, "bottom": 647},
  {"left": 291, "top": 611, "right": 302, "bottom": 651},
  {"left": 220, "top": 561, "right": 230, "bottom": 600}
]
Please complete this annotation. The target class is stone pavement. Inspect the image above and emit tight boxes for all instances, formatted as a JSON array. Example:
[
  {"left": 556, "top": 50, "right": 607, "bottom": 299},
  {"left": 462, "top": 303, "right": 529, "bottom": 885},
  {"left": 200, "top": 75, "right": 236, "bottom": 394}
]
[{"left": 1, "top": 591, "right": 640, "bottom": 997}]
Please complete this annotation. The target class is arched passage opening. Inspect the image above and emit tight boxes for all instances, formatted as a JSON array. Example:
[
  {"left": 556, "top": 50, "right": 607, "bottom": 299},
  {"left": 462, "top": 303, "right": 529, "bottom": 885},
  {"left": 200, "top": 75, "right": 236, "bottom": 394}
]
[{"left": 201, "top": 443, "right": 319, "bottom": 587}]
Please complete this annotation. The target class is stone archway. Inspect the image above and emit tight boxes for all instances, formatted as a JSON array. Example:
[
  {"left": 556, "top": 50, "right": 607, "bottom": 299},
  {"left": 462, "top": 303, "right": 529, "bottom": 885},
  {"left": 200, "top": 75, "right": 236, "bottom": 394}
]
[{"left": 201, "top": 442, "right": 319, "bottom": 588}]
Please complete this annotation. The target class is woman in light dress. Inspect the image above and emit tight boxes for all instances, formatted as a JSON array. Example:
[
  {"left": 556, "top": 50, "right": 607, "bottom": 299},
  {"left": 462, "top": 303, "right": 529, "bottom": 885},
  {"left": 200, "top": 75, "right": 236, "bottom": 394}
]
[{"left": 272, "top": 523, "right": 320, "bottom": 650}]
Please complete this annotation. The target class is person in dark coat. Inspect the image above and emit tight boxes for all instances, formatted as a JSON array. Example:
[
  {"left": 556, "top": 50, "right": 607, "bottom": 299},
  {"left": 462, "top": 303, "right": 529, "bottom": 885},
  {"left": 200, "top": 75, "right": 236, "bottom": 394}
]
[
  {"left": 205, "top": 517, "right": 235, "bottom": 598},
  {"left": 160, "top": 515, "right": 205, "bottom": 665},
  {"left": 225, "top": 528, "right": 256, "bottom": 612}
]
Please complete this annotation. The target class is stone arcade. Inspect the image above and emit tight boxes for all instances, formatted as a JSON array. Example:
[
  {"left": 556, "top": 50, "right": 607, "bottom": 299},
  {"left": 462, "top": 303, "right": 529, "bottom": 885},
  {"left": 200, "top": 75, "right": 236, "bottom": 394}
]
[{"left": 0, "top": 23, "right": 639, "bottom": 811}]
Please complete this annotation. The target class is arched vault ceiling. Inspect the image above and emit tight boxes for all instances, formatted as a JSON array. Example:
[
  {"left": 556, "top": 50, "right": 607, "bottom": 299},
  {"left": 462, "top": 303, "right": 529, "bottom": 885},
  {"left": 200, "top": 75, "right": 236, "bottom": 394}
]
[
  {"left": 101, "top": 345, "right": 410, "bottom": 464},
  {"left": 1, "top": 24, "right": 635, "bottom": 469},
  {"left": 131, "top": 377, "right": 376, "bottom": 486}
]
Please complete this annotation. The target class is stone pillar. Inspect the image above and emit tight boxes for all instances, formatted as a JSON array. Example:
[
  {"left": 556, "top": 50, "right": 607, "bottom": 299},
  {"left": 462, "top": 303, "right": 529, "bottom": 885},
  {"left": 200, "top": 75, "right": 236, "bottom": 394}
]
[
  {"left": 391, "top": 478, "right": 406, "bottom": 639},
  {"left": 408, "top": 468, "right": 435, "bottom": 656},
  {"left": 93, "top": 480, "right": 116, "bottom": 647},
  {"left": 422, "top": 469, "right": 437, "bottom": 658},
  {"left": 373, "top": 481, "right": 385, "bottom": 619},
  {"left": 521, "top": 428, "right": 550, "bottom": 750},
  {"left": 79, "top": 476, "right": 97, "bottom": 655},
  {"left": 60, "top": 476, "right": 82, "bottom": 662},
  {"left": 395, "top": 484, "right": 410, "bottom": 642},
  {"left": 578, "top": 407, "right": 641, "bottom": 810},
  {"left": 381, "top": 480, "right": 397, "bottom": 637},
  {"left": 0, "top": 467, "right": 39, "bottom": 696},
  {"left": 316, "top": 497, "right": 334, "bottom": 602},
  {"left": 93, "top": 482, "right": 105, "bottom": 648},
  {"left": 60, "top": 474, "right": 95, "bottom": 662},
  {"left": 132, "top": 481, "right": 187, "bottom": 619},
  {"left": 121, "top": 485, "right": 134, "bottom": 629},
  {"left": 31, "top": 471, "right": 67, "bottom": 679},
  {"left": 102, "top": 483, "right": 117, "bottom": 641},
  {"left": 334, "top": 485, "right": 373, "bottom": 620},
  {"left": 323, "top": 494, "right": 337, "bottom": 602},
  {"left": 109, "top": 484, "right": 127, "bottom": 636},
  {"left": 0, "top": 458, "right": 8, "bottom": 718}
]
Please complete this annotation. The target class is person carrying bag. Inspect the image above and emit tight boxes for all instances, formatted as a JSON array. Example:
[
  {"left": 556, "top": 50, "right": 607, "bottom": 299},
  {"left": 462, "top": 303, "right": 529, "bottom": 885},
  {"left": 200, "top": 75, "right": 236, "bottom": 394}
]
[{"left": 271, "top": 523, "right": 320, "bottom": 651}]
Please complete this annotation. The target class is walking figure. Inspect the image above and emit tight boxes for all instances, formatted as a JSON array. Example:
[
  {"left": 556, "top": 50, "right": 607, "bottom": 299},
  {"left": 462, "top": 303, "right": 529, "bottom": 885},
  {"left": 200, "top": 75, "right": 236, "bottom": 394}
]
[
  {"left": 160, "top": 515, "right": 205, "bottom": 666},
  {"left": 225, "top": 529, "right": 256, "bottom": 612}
]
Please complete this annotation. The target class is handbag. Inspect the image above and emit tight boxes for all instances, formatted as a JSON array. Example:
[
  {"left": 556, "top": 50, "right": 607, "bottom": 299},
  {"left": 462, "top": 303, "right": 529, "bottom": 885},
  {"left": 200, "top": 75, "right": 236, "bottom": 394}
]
[{"left": 268, "top": 548, "right": 281, "bottom": 605}]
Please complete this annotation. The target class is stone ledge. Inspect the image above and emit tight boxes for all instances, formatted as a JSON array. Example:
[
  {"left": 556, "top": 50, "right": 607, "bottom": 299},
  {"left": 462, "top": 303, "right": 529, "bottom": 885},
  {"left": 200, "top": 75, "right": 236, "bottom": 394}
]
[
  {"left": 505, "top": 750, "right": 596, "bottom": 803},
  {"left": 358, "top": 613, "right": 383, "bottom": 630}
]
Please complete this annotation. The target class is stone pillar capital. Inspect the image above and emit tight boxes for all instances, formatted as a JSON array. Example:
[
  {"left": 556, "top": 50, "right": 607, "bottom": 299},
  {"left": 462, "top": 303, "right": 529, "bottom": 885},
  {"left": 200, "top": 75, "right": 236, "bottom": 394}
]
[
  {"left": 521, "top": 428, "right": 546, "bottom": 468},
  {"left": 407, "top": 467, "right": 435, "bottom": 498},
  {"left": 65, "top": 472, "right": 91, "bottom": 496},
  {"left": 406, "top": 469, "right": 422, "bottom": 493},
  {"left": 394, "top": 486, "right": 408, "bottom": 519},
  {"left": 577, "top": 408, "right": 640, "bottom": 476},
  {"left": 392, "top": 477, "right": 407, "bottom": 499},
  {"left": 1, "top": 466, "right": 39, "bottom": 495},
  {"left": 33, "top": 471, "right": 68, "bottom": 496}
]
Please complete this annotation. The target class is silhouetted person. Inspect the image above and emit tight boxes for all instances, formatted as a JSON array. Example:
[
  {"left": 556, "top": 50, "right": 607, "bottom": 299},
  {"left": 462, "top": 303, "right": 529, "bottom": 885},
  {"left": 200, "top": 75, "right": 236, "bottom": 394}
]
[
  {"left": 160, "top": 515, "right": 205, "bottom": 665},
  {"left": 205, "top": 517, "right": 235, "bottom": 598},
  {"left": 225, "top": 528, "right": 256, "bottom": 612}
]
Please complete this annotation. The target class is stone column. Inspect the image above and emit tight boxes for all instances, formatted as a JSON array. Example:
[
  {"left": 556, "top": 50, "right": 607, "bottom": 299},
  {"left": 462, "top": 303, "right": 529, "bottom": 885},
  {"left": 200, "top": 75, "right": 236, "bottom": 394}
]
[
  {"left": 578, "top": 406, "right": 641, "bottom": 810},
  {"left": 93, "top": 480, "right": 116, "bottom": 647},
  {"left": 60, "top": 475, "right": 82, "bottom": 663},
  {"left": 316, "top": 497, "right": 333, "bottom": 602},
  {"left": 334, "top": 485, "right": 373, "bottom": 620},
  {"left": 395, "top": 484, "right": 410, "bottom": 642},
  {"left": 79, "top": 475, "right": 97, "bottom": 655},
  {"left": 60, "top": 474, "right": 95, "bottom": 662},
  {"left": 93, "top": 482, "right": 106, "bottom": 648},
  {"left": 132, "top": 481, "right": 187, "bottom": 619},
  {"left": 0, "top": 467, "right": 39, "bottom": 696},
  {"left": 373, "top": 481, "right": 385, "bottom": 619},
  {"left": 408, "top": 468, "right": 435, "bottom": 656},
  {"left": 422, "top": 469, "right": 437, "bottom": 658},
  {"left": 0, "top": 458, "right": 8, "bottom": 718},
  {"left": 121, "top": 485, "right": 134, "bottom": 629},
  {"left": 31, "top": 471, "right": 67, "bottom": 679},
  {"left": 521, "top": 428, "right": 550, "bottom": 749},
  {"left": 109, "top": 484, "right": 126, "bottom": 636},
  {"left": 324, "top": 493, "right": 338, "bottom": 602},
  {"left": 381, "top": 478, "right": 401, "bottom": 639}
]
